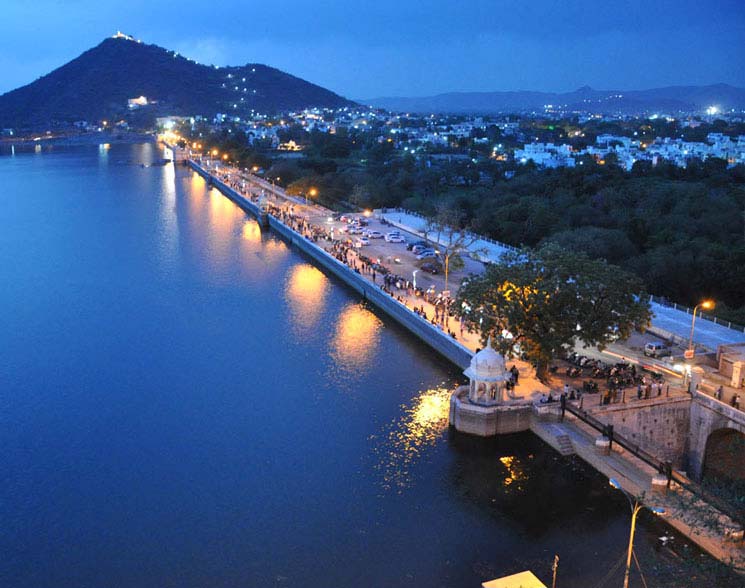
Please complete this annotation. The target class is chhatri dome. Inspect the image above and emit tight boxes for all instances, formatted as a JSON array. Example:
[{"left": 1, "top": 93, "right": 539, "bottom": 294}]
[{"left": 464, "top": 337, "right": 511, "bottom": 405}]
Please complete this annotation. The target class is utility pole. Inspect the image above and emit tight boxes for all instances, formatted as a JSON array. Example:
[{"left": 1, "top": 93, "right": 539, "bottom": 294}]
[{"left": 551, "top": 554, "right": 559, "bottom": 588}]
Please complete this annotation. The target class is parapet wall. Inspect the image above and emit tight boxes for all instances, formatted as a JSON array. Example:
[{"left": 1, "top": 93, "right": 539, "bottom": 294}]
[{"left": 586, "top": 396, "right": 692, "bottom": 468}]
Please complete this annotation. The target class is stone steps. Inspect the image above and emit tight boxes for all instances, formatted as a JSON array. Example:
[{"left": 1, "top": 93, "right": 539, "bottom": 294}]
[{"left": 555, "top": 433, "right": 575, "bottom": 456}]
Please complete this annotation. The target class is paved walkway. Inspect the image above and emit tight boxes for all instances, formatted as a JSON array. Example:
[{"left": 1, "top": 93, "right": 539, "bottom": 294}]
[{"left": 532, "top": 411, "right": 745, "bottom": 573}]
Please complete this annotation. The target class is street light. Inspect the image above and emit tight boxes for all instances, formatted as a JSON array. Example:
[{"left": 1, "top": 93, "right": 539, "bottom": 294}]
[
  {"left": 609, "top": 478, "right": 665, "bottom": 588},
  {"left": 688, "top": 299, "right": 715, "bottom": 356},
  {"left": 307, "top": 187, "right": 318, "bottom": 205}
]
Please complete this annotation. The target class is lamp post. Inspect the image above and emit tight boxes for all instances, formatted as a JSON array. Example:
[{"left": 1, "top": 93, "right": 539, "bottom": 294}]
[
  {"left": 307, "top": 187, "right": 318, "bottom": 206},
  {"left": 609, "top": 478, "right": 665, "bottom": 588},
  {"left": 687, "top": 300, "right": 715, "bottom": 356}
]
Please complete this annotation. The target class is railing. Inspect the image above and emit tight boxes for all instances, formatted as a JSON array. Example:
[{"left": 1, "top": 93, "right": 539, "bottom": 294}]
[
  {"left": 566, "top": 403, "right": 744, "bottom": 528},
  {"left": 387, "top": 207, "right": 520, "bottom": 256},
  {"left": 650, "top": 294, "right": 745, "bottom": 334}
]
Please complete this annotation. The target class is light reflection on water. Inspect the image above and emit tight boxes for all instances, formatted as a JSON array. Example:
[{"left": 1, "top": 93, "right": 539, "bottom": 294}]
[
  {"left": 329, "top": 302, "right": 382, "bottom": 375},
  {"left": 285, "top": 263, "right": 329, "bottom": 334},
  {"left": 156, "top": 161, "right": 179, "bottom": 272},
  {"left": 371, "top": 386, "right": 452, "bottom": 492},
  {"left": 241, "top": 219, "right": 262, "bottom": 244},
  {"left": 499, "top": 455, "right": 530, "bottom": 492}
]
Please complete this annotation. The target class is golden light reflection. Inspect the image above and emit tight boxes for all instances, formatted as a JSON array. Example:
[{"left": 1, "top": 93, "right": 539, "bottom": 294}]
[
  {"left": 242, "top": 220, "right": 262, "bottom": 243},
  {"left": 372, "top": 387, "right": 452, "bottom": 492},
  {"left": 499, "top": 455, "right": 528, "bottom": 491},
  {"left": 285, "top": 264, "right": 329, "bottom": 333},
  {"left": 330, "top": 303, "right": 382, "bottom": 373},
  {"left": 201, "top": 189, "right": 241, "bottom": 274}
]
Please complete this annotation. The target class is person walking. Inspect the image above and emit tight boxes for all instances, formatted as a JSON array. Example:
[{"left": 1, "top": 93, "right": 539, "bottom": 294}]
[
  {"left": 560, "top": 392, "right": 567, "bottom": 422},
  {"left": 510, "top": 365, "right": 519, "bottom": 385}
]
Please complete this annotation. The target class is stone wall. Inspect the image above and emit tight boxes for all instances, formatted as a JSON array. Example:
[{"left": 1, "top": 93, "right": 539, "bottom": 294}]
[
  {"left": 688, "top": 392, "right": 745, "bottom": 479},
  {"left": 268, "top": 216, "right": 474, "bottom": 369},
  {"left": 586, "top": 397, "right": 692, "bottom": 468}
]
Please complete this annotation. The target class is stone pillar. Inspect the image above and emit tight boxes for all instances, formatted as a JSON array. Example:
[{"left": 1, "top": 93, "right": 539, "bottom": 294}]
[
  {"left": 651, "top": 474, "right": 668, "bottom": 494},
  {"left": 689, "top": 366, "right": 705, "bottom": 394},
  {"left": 732, "top": 361, "right": 743, "bottom": 389}
]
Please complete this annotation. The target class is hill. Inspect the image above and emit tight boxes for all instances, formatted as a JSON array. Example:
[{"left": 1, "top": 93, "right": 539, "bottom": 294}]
[
  {"left": 0, "top": 35, "right": 355, "bottom": 130},
  {"left": 363, "top": 84, "right": 745, "bottom": 114}
]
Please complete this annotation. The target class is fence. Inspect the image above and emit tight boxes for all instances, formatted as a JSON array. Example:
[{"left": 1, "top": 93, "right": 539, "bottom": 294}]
[
  {"left": 387, "top": 207, "right": 520, "bottom": 257},
  {"left": 650, "top": 294, "right": 745, "bottom": 334}
]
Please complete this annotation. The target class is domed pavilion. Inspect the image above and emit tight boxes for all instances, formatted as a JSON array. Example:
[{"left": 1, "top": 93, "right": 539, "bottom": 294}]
[{"left": 463, "top": 337, "right": 511, "bottom": 405}]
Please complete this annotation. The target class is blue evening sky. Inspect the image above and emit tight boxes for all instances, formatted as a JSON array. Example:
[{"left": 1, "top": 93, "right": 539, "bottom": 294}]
[{"left": 1, "top": 0, "right": 744, "bottom": 99}]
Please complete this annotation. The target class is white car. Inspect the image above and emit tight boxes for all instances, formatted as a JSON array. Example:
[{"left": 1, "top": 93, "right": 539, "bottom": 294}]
[
  {"left": 354, "top": 237, "right": 370, "bottom": 247},
  {"left": 366, "top": 230, "right": 383, "bottom": 239},
  {"left": 385, "top": 233, "right": 405, "bottom": 243},
  {"left": 416, "top": 249, "right": 438, "bottom": 260}
]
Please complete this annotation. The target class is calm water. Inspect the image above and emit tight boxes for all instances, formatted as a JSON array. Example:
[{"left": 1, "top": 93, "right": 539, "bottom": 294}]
[{"left": 0, "top": 144, "right": 727, "bottom": 587}]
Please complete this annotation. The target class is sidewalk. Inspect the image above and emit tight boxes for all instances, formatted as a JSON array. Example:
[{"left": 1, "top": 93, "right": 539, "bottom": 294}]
[{"left": 532, "top": 411, "right": 745, "bottom": 573}]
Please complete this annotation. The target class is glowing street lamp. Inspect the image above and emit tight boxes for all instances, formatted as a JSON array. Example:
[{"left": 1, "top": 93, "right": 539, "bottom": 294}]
[
  {"left": 687, "top": 299, "right": 715, "bottom": 356},
  {"left": 609, "top": 478, "right": 665, "bottom": 588},
  {"left": 211, "top": 149, "right": 219, "bottom": 157},
  {"left": 306, "top": 187, "right": 318, "bottom": 205}
]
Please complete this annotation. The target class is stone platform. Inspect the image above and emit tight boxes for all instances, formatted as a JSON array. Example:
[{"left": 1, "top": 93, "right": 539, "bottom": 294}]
[{"left": 449, "top": 386, "right": 533, "bottom": 436}]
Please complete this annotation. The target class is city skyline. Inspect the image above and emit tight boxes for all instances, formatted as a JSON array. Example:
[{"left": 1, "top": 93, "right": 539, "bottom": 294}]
[{"left": 1, "top": 0, "right": 744, "bottom": 98}]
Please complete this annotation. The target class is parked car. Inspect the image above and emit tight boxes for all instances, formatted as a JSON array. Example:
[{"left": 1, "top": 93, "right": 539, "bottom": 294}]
[
  {"left": 348, "top": 226, "right": 363, "bottom": 235},
  {"left": 412, "top": 244, "right": 432, "bottom": 254},
  {"left": 644, "top": 342, "right": 669, "bottom": 358},
  {"left": 416, "top": 249, "right": 438, "bottom": 260},
  {"left": 366, "top": 230, "right": 384, "bottom": 239},
  {"left": 354, "top": 237, "right": 370, "bottom": 247},
  {"left": 420, "top": 262, "right": 441, "bottom": 274},
  {"left": 407, "top": 240, "right": 428, "bottom": 251},
  {"left": 385, "top": 233, "right": 406, "bottom": 243}
]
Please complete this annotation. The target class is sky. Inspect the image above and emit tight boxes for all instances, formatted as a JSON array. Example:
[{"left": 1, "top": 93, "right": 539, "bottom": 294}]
[{"left": 1, "top": 0, "right": 744, "bottom": 99}]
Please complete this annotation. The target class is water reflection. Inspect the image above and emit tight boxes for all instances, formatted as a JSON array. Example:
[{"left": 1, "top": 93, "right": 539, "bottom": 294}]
[
  {"left": 499, "top": 455, "right": 529, "bottom": 492},
  {"left": 330, "top": 302, "right": 382, "bottom": 375},
  {"left": 242, "top": 220, "right": 262, "bottom": 244},
  {"left": 285, "top": 263, "right": 329, "bottom": 334},
  {"left": 157, "top": 162, "right": 179, "bottom": 272},
  {"left": 372, "top": 386, "right": 452, "bottom": 492},
  {"left": 205, "top": 188, "right": 240, "bottom": 274}
]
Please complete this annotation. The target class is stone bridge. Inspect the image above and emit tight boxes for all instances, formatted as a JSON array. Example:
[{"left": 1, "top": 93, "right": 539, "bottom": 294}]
[{"left": 688, "top": 391, "right": 745, "bottom": 482}]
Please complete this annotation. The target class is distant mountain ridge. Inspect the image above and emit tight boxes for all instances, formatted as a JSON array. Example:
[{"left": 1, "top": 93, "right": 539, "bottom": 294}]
[
  {"left": 363, "top": 84, "right": 745, "bottom": 114},
  {"left": 0, "top": 36, "right": 355, "bottom": 129}
]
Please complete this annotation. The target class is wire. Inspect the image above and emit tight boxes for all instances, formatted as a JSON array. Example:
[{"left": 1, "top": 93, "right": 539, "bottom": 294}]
[
  {"left": 632, "top": 550, "right": 649, "bottom": 588},
  {"left": 594, "top": 551, "right": 627, "bottom": 588}
]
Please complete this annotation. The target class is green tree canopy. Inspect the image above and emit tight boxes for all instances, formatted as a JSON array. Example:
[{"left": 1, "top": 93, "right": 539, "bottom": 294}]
[{"left": 456, "top": 244, "right": 651, "bottom": 379}]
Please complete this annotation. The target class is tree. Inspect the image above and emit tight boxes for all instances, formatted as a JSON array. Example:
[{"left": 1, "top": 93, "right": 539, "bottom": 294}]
[
  {"left": 455, "top": 244, "right": 651, "bottom": 380},
  {"left": 423, "top": 204, "right": 484, "bottom": 291}
]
